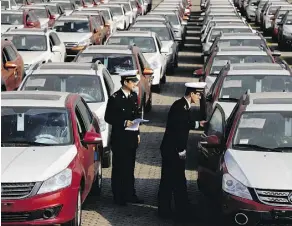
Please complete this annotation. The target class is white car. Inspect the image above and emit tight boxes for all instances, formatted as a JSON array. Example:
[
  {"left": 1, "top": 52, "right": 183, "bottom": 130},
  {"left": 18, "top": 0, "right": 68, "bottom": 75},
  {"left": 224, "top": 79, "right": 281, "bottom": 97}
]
[
  {"left": 245, "top": 0, "right": 259, "bottom": 22},
  {"left": 50, "top": 0, "right": 82, "bottom": 15},
  {"left": 105, "top": 31, "right": 167, "bottom": 89},
  {"left": 2, "top": 0, "right": 20, "bottom": 10},
  {"left": 130, "top": 22, "right": 179, "bottom": 72},
  {"left": 17, "top": 62, "right": 114, "bottom": 167},
  {"left": 81, "top": 7, "right": 118, "bottom": 34},
  {"left": 2, "top": 28, "right": 66, "bottom": 73},
  {"left": 109, "top": 0, "right": 136, "bottom": 24},
  {"left": 98, "top": 4, "right": 130, "bottom": 30},
  {"left": 1, "top": 10, "right": 25, "bottom": 33}
]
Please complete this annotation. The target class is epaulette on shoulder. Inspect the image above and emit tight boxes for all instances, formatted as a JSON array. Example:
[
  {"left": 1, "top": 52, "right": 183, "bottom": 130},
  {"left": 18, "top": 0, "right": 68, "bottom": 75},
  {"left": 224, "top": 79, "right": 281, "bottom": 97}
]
[{"left": 112, "top": 93, "right": 117, "bottom": 98}]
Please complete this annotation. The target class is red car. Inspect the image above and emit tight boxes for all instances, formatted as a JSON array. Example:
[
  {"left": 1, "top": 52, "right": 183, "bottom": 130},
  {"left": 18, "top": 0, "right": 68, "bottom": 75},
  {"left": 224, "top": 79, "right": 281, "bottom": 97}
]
[{"left": 1, "top": 91, "right": 103, "bottom": 225}]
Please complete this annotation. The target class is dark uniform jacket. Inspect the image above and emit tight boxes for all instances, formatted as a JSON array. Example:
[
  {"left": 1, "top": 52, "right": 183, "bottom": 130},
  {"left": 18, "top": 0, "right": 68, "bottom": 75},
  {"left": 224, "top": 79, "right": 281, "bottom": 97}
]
[
  {"left": 160, "top": 97, "right": 198, "bottom": 157},
  {"left": 105, "top": 89, "right": 140, "bottom": 149}
]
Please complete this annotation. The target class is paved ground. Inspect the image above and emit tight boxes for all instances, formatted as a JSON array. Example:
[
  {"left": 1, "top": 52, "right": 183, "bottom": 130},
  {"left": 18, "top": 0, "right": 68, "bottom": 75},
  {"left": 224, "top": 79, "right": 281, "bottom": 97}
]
[{"left": 80, "top": 0, "right": 219, "bottom": 225}]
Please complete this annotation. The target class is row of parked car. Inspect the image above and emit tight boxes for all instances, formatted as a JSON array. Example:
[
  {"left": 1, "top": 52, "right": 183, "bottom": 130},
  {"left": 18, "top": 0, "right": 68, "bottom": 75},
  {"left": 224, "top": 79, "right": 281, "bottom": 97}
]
[
  {"left": 1, "top": 0, "right": 192, "bottom": 225},
  {"left": 195, "top": 0, "right": 292, "bottom": 225}
]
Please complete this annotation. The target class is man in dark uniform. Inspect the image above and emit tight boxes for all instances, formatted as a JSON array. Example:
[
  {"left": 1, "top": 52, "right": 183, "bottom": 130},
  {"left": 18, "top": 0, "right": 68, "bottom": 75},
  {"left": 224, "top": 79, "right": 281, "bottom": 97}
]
[
  {"left": 105, "top": 70, "right": 144, "bottom": 206},
  {"left": 158, "top": 82, "right": 207, "bottom": 219}
]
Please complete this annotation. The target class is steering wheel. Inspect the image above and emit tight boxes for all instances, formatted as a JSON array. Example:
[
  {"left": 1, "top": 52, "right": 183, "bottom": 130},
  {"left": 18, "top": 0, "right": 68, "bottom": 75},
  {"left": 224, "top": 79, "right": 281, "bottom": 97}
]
[{"left": 79, "top": 93, "right": 96, "bottom": 102}]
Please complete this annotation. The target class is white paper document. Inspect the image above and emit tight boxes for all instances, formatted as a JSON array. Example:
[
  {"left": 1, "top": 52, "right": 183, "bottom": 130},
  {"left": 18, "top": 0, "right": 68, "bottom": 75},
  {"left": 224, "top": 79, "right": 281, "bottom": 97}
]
[{"left": 125, "top": 118, "right": 149, "bottom": 131}]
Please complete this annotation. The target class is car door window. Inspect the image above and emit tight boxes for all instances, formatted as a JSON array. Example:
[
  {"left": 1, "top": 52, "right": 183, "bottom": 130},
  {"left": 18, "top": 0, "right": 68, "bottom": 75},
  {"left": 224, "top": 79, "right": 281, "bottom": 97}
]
[
  {"left": 156, "top": 37, "right": 162, "bottom": 52},
  {"left": 139, "top": 52, "right": 150, "bottom": 68},
  {"left": 5, "top": 46, "right": 17, "bottom": 61},
  {"left": 75, "top": 106, "right": 88, "bottom": 142},
  {"left": 51, "top": 32, "right": 61, "bottom": 45},
  {"left": 207, "top": 107, "right": 224, "bottom": 139},
  {"left": 77, "top": 100, "right": 92, "bottom": 130},
  {"left": 138, "top": 53, "right": 145, "bottom": 71},
  {"left": 81, "top": 98, "right": 94, "bottom": 123}
]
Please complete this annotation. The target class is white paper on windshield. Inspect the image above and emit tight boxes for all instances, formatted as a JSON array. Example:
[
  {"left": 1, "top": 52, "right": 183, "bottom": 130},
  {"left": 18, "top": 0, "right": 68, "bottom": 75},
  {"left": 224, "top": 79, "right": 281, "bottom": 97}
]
[
  {"left": 238, "top": 118, "right": 266, "bottom": 129},
  {"left": 223, "top": 80, "right": 242, "bottom": 88},
  {"left": 108, "top": 38, "right": 121, "bottom": 44},
  {"left": 54, "top": 21, "right": 65, "bottom": 26},
  {"left": 26, "top": 78, "right": 46, "bottom": 87},
  {"left": 125, "top": 118, "right": 149, "bottom": 131},
  {"left": 285, "top": 118, "right": 292, "bottom": 136},
  {"left": 21, "top": 37, "right": 25, "bottom": 46},
  {"left": 17, "top": 113, "right": 25, "bottom": 131},
  {"left": 239, "top": 139, "right": 249, "bottom": 144},
  {"left": 78, "top": 56, "right": 93, "bottom": 62},
  {"left": 222, "top": 95, "right": 230, "bottom": 98}
]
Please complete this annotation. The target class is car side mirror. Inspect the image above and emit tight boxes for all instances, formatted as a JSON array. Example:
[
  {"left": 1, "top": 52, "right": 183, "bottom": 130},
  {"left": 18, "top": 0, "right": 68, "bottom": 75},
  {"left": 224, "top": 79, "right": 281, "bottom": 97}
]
[
  {"left": 52, "top": 45, "right": 61, "bottom": 52},
  {"left": 83, "top": 131, "right": 102, "bottom": 144},
  {"left": 5, "top": 62, "right": 17, "bottom": 68},
  {"left": 272, "top": 50, "right": 281, "bottom": 57},
  {"left": 193, "top": 68, "right": 203, "bottom": 76},
  {"left": 143, "top": 68, "right": 154, "bottom": 75},
  {"left": 200, "top": 134, "right": 221, "bottom": 148}
]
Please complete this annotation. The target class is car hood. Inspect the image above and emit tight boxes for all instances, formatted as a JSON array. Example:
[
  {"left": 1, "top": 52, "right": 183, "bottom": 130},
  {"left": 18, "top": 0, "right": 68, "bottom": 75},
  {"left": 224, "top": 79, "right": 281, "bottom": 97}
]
[
  {"left": 226, "top": 149, "right": 292, "bottom": 189},
  {"left": 39, "top": 18, "right": 50, "bottom": 27},
  {"left": 1, "top": 24, "right": 24, "bottom": 33},
  {"left": 283, "top": 25, "right": 292, "bottom": 33},
  {"left": 19, "top": 51, "right": 49, "bottom": 65},
  {"left": 87, "top": 102, "right": 107, "bottom": 119},
  {"left": 56, "top": 32, "right": 92, "bottom": 43},
  {"left": 214, "top": 101, "right": 236, "bottom": 118},
  {"left": 1, "top": 145, "right": 77, "bottom": 183},
  {"left": 143, "top": 52, "right": 158, "bottom": 62}
]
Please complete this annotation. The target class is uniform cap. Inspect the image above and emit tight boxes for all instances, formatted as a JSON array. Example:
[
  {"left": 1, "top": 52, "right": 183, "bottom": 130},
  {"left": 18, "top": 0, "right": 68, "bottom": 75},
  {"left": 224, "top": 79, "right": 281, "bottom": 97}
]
[
  {"left": 119, "top": 70, "right": 139, "bottom": 82},
  {"left": 185, "top": 82, "right": 207, "bottom": 93}
]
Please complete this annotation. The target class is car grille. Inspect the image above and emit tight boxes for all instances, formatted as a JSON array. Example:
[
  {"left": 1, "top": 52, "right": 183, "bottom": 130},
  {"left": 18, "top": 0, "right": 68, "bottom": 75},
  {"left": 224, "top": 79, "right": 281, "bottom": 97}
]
[
  {"left": 255, "top": 188, "right": 292, "bottom": 207},
  {"left": 64, "top": 42, "right": 78, "bottom": 48},
  {"left": 1, "top": 182, "right": 36, "bottom": 199},
  {"left": 2, "top": 211, "right": 31, "bottom": 222}
]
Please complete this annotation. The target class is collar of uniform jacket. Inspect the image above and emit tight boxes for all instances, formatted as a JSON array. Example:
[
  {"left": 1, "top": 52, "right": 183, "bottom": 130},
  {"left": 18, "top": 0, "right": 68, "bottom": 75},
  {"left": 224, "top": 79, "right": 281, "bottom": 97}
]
[
  {"left": 121, "top": 88, "right": 130, "bottom": 98},
  {"left": 183, "top": 96, "right": 191, "bottom": 109}
]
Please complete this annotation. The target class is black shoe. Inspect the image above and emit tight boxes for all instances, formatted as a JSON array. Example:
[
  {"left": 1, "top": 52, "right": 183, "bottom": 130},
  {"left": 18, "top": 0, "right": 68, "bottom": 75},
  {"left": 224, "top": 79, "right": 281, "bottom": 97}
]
[{"left": 127, "top": 195, "right": 144, "bottom": 204}]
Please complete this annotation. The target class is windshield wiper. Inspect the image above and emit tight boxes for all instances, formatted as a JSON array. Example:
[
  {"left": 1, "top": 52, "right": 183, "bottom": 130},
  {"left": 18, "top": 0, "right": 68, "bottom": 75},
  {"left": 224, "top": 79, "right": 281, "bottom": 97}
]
[
  {"left": 218, "top": 97, "right": 239, "bottom": 102},
  {"left": 269, "top": 147, "right": 292, "bottom": 152},
  {"left": 233, "top": 144, "right": 272, "bottom": 151},
  {"left": 1, "top": 141, "right": 51, "bottom": 146}
]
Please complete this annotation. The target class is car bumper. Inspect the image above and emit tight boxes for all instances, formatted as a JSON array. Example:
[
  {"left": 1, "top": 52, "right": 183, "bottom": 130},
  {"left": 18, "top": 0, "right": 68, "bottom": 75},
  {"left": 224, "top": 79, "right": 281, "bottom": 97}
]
[
  {"left": 2, "top": 186, "right": 79, "bottom": 225},
  {"left": 222, "top": 192, "right": 292, "bottom": 225},
  {"left": 151, "top": 68, "right": 162, "bottom": 85}
]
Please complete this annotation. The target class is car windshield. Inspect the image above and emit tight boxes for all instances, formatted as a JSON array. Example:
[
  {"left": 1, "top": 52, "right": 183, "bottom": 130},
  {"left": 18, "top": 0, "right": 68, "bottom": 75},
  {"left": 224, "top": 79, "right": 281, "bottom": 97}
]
[
  {"left": 1, "top": 13, "right": 23, "bottom": 25},
  {"left": 123, "top": 3, "right": 131, "bottom": 11},
  {"left": 218, "top": 39, "right": 264, "bottom": 47},
  {"left": 59, "top": 2, "right": 73, "bottom": 10},
  {"left": 76, "top": 53, "right": 135, "bottom": 74},
  {"left": 131, "top": 26, "right": 171, "bottom": 41},
  {"left": 110, "top": 6, "right": 123, "bottom": 16},
  {"left": 213, "top": 55, "right": 273, "bottom": 64},
  {"left": 15, "top": 0, "right": 23, "bottom": 4},
  {"left": 219, "top": 75, "right": 292, "bottom": 99},
  {"left": 53, "top": 20, "right": 90, "bottom": 32},
  {"left": 2, "top": 1, "right": 9, "bottom": 8},
  {"left": 209, "top": 28, "right": 252, "bottom": 41},
  {"left": 2, "top": 34, "right": 47, "bottom": 51},
  {"left": 107, "top": 36, "right": 156, "bottom": 53},
  {"left": 1, "top": 107, "right": 72, "bottom": 146},
  {"left": 33, "top": 9, "right": 48, "bottom": 18},
  {"left": 165, "top": 14, "right": 180, "bottom": 25},
  {"left": 22, "top": 75, "right": 104, "bottom": 103},
  {"left": 233, "top": 112, "right": 292, "bottom": 151},
  {"left": 285, "top": 15, "right": 292, "bottom": 24}
]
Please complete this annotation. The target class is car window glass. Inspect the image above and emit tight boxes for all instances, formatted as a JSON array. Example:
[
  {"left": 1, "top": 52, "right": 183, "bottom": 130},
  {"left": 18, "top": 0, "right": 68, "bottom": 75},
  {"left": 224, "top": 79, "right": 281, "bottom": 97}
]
[
  {"left": 77, "top": 101, "right": 91, "bottom": 130},
  {"left": 102, "top": 68, "right": 114, "bottom": 95},
  {"left": 75, "top": 106, "right": 87, "bottom": 141},
  {"left": 207, "top": 107, "right": 223, "bottom": 137},
  {"left": 81, "top": 98, "right": 93, "bottom": 123},
  {"left": 138, "top": 53, "right": 145, "bottom": 70},
  {"left": 51, "top": 32, "right": 61, "bottom": 45},
  {"left": 156, "top": 37, "right": 162, "bottom": 51},
  {"left": 6, "top": 46, "right": 17, "bottom": 60}
]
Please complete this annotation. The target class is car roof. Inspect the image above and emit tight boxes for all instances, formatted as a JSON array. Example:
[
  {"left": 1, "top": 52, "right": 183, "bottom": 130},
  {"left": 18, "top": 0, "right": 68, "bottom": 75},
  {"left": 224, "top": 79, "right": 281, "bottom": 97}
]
[
  {"left": 110, "top": 31, "right": 154, "bottom": 37},
  {"left": 212, "top": 25, "right": 251, "bottom": 28},
  {"left": 34, "top": 3, "right": 59, "bottom": 6},
  {"left": 99, "top": 4, "right": 123, "bottom": 7},
  {"left": 148, "top": 11, "right": 177, "bottom": 15},
  {"left": 131, "top": 23, "right": 167, "bottom": 27},
  {"left": 1, "top": 91, "right": 71, "bottom": 108},
  {"left": 217, "top": 46, "right": 267, "bottom": 54},
  {"left": 57, "top": 15, "right": 89, "bottom": 20},
  {"left": 21, "top": 5, "right": 47, "bottom": 9},
  {"left": 228, "top": 63, "right": 283, "bottom": 70},
  {"left": 3, "top": 28, "right": 49, "bottom": 35},
  {"left": 219, "top": 35, "right": 261, "bottom": 40},
  {"left": 32, "top": 62, "right": 102, "bottom": 75},
  {"left": 245, "top": 92, "right": 292, "bottom": 112},
  {"left": 82, "top": 44, "right": 134, "bottom": 54},
  {"left": 1, "top": 10, "right": 23, "bottom": 14}
]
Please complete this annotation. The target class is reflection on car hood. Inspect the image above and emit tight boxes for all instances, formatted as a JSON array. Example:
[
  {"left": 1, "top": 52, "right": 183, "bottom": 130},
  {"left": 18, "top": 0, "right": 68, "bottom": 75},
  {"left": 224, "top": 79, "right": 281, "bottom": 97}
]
[
  {"left": 19, "top": 51, "right": 49, "bottom": 65},
  {"left": 1, "top": 145, "right": 77, "bottom": 182},
  {"left": 143, "top": 52, "right": 158, "bottom": 62},
  {"left": 226, "top": 149, "right": 292, "bottom": 189},
  {"left": 56, "top": 32, "right": 92, "bottom": 43}
]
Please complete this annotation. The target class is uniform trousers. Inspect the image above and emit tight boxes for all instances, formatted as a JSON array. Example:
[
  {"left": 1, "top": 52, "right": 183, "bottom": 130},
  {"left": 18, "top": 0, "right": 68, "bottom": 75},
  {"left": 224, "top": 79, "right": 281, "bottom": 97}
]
[
  {"left": 158, "top": 151, "right": 188, "bottom": 216},
  {"left": 111, "top": 143, "right": 137, "bottom": 202}
]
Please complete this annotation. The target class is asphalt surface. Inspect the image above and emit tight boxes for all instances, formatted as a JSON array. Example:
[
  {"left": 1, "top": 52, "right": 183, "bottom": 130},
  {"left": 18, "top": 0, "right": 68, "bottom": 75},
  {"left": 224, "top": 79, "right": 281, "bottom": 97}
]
[{"left": 80, "top": 0, "right": 292, "bottom": 225}]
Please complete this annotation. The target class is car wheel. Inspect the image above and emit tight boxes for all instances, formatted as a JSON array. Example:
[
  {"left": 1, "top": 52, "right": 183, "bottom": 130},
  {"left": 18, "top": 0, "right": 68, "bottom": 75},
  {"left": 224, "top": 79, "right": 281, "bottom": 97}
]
[
  {"left": 62, "top": 189, "right": 82, "bottom": 226},
  {"left": 90, "top": 159, "right": 102, "bottom": 196},
  {"left": 145, "top": 92, "right": 152, "bottom": 113},
  {"left": 102, "top": 150, "right": 111, "bottom": 168}
]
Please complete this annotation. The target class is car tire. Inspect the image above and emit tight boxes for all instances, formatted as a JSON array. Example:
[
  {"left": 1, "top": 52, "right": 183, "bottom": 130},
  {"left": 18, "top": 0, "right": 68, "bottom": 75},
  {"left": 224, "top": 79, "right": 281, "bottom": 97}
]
[
  {"left": 62, "top": 189, "right": 82, "bottom": 226},
  {"left": 145, "top": 92, "right": 152, "bottom": 113},
  {"left": 102, "top": 150, "right": 111, "bottom": 168},
  {"left": 90, "top": 159, "right": 102, "bottom": 196},
  {"left": 152, "top": 83, "right": 161, "bottom": 93}
]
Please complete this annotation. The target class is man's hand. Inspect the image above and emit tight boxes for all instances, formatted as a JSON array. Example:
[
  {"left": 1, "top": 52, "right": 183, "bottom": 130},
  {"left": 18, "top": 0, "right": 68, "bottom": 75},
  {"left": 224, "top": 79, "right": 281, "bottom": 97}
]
[
  {"left": 126, "top": 120, "right": 134, "bottom": 127},
  {"left": 138, "top": 135, "right": 140, "bottom": 144},
  {"left": 178, "top": 150, "right": 187, "bottom": 160},
  {"left": 200, "top": 120, "right": 207, "bottom": 127}
]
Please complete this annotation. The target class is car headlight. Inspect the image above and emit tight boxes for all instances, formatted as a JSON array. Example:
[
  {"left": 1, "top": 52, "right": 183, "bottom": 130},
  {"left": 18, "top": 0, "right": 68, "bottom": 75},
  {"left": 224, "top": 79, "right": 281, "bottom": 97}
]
[
  {"left": 37, "top": 168, "right": 72, "bottom": 195},
  {"left": 150, "top": 61, "right": 159, "bottom": 69},
  {"left": 98, "top": 117, "right": 107, "bottom": 132},
  {"left": 283, "top": 30, "right": 292, "bottom": 36}
]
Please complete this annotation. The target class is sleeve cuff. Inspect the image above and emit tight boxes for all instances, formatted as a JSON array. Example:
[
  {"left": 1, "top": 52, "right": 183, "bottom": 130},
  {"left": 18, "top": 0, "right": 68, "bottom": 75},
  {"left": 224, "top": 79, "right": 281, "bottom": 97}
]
[
  {"left": 195, "top": 121, "right": 199, "bottom": 129},
  {"left": 124, "top": 120, "right": 127, "bottom": 127}
]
